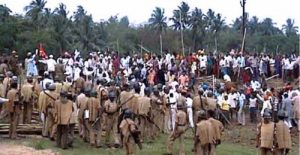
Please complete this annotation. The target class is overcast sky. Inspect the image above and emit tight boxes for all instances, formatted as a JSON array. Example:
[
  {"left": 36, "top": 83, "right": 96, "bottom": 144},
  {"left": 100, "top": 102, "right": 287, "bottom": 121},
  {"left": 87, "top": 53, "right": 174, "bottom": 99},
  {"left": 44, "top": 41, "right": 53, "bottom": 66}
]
[{"left": 1, "top": 0, "right": 299, "bottom": 28}]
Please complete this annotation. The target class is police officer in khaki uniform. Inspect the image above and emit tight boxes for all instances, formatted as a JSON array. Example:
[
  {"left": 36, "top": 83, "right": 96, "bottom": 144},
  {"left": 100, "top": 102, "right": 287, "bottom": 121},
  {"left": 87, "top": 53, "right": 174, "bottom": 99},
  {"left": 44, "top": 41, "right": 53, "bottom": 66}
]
[
  {"left": 74, "top": 74, "right": 85, "bottom": 94},
  {"left": 274, "top": 110, "right": 292, "bottom": 155},
  {"left": 54, "top": 59, "right": 65, "bottom": 82},
  {"left": 44, "top": 84, "right": 59, "bottom": 140},
  {"left": 0, "top": 74, "right": 5, "bottom": 113},
  {"left": 21, "top": 76, "right": 34, "bottom": 124},
  {"left": 6, "top": 79, "right": 20, "bottom": 139},
  {"left": 194, "top": 110, "right": 214, "bottom": 155},
  {"left": 151, "top": 87, "right": 163, "bottom": 136},
  {"left": 54, "top": 76, "right": 63, "bottom": 95},
  {"left": 119, "top": 109, "right": 140, "bottom": 155},
  {"left": 206, "top": 91, "right": 217, "bottom": 111},
  {"left": 103, "top": 91, "right": 120, "bottom": 147},
  {"left": 166, "top": 102, "right": 187, "bottom": 155},
  {"left": 86, "top": 90, "right": 102, "bottom": 147},
  {"left": 138, "top": 87, "right": 152, "bottom": 141},
  {"left": 76, "top": 89, "right": 89, "bottom": 140},
  {"left": 256, "top": 109, "right": 274, "bottom": 155},
  {"left": 207, "top": 110, "right": 224, "bottom": 155},
  {"left": 54, "top": 91, "right": 73, "bottom": 149},
  {"left": 193, "top": 88, "right": 207, "bottom": 126}
]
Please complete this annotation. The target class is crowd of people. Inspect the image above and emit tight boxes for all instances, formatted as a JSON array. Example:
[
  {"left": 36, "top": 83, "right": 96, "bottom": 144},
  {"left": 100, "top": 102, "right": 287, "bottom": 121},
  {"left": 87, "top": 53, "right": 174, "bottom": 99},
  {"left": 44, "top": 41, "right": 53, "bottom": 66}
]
[{"left": 0, "top": 48, "right": 299, "bottom": 155}]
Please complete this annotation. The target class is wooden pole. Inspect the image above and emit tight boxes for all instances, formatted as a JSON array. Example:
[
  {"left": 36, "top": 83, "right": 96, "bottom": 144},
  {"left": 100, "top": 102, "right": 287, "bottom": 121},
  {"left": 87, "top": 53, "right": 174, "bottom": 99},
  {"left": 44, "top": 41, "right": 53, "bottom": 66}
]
[
  {"left": 179, "top": 10, "right": 184, "bottom": 57},
  {"left": 241, "top": 28, "right": 247, "bottom": 52},
  {"left": 160, "top": 34, "right": 163, "bottom": 56}
]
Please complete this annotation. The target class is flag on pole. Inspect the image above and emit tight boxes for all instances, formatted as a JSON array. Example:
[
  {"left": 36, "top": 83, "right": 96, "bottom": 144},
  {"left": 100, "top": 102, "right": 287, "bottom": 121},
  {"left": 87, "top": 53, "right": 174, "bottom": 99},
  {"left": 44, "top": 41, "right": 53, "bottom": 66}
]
[{"left": 38, "top": 43, "right": 48, "bottom": 59}]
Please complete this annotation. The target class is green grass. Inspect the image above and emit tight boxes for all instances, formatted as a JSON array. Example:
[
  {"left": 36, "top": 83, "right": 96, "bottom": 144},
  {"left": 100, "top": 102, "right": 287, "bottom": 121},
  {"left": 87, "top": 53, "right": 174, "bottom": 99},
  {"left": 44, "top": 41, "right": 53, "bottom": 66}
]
[
  {"left": 2, "top": 127, "right": 299, "bottom": 155},
  {"left": 17, "top": 134, "right": 298, "bottom": 155}
]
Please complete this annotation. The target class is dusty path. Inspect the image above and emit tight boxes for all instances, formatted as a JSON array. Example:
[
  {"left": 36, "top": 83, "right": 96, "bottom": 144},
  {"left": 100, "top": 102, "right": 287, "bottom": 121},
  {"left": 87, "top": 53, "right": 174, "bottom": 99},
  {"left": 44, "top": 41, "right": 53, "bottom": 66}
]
[{"left": 0, "top": 143, "right": 57, "bottom": 155}]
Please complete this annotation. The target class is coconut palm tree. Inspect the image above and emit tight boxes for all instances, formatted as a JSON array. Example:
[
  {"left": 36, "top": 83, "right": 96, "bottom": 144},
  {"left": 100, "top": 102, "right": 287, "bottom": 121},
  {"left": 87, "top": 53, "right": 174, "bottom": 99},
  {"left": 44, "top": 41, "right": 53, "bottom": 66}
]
[
  {"left": 24, "top": 0, "right": 47, "bottom": 22},
  {"left": 169, "top": 1, "right": 190, "bottom": 30},
  {"left": 0, "top": 5, "right": 12, "bottom": 22},
  {"left": 148, "top": 7, "right": 167, "bottom": 54},
  {"left": 189, "top": 7, "right": 206, "bottom": 51},
  {"left": 282, "top": 18, "right": 299, "bottom": 37}
]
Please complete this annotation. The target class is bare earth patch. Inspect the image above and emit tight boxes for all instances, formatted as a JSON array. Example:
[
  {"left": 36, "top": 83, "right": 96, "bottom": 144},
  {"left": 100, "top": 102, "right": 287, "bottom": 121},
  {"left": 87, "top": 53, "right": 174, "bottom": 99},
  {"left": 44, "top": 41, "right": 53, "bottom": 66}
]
[{"left": 0, "top": 143, "right": 57, "bottom": 155}]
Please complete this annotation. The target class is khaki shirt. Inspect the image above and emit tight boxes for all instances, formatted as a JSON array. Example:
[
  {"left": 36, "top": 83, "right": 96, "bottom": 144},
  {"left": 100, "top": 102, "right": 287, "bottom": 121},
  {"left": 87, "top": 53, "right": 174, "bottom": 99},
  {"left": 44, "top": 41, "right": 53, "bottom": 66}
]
[
  {"left": 119, "top": 91, "right": 133, "bottom": 109},
  {"left": 176, "top": 110, "right": 187, "bottom": 126},
  {"left": 258, "top": 122, "right": 275, "bottom": 149},
  {"left": 104, "top": 100, "right": 118, "bottom": 114},
  {"left": 208, "top": 118, "right": 224, "bottom": 141},
  {"left": 6, "top": 88, "right": 19, "bottom": 113},
  {"left": 44, "top": 91, "right": 59, "bottom": 114},
  {"left": 76, "top": 93, "right": 88, "bottom": 120},
  {"left": 275, "top": 121, "right": 292, "bottom": 149},
  {"left": 138, "top": 96, "right": 151, "bottom": 115},
  {"left": 21, "top": 83, "right": 33, "bottom": 102},
  {"left": 206, "top": 97, "right": 217, "bottom": 110},
  {"left": 87, "top": 97, "right": 101, "bottom": 122},
  {"left": 119, "top": 118, "right": 136, "bottom": 140},
  {"left": 196, "top": 120, "right": 214, "bottom": 145},
  {"left": 54, "top": 100, "right": 73, "bottom": 125}
]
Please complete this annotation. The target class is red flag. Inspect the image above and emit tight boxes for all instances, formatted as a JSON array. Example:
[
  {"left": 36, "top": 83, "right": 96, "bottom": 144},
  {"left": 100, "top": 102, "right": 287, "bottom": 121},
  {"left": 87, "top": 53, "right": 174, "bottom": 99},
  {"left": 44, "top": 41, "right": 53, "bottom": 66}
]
[{"left": 39, "top": 43, "right": 48, "bottom": 59}]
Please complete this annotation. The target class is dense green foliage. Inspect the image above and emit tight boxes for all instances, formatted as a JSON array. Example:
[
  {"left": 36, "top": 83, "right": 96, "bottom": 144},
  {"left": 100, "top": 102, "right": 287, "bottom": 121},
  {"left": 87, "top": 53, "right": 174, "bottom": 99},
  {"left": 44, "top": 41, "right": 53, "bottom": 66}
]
[{"left": 0, "top": 1, "right": 299, "bottom": 58}]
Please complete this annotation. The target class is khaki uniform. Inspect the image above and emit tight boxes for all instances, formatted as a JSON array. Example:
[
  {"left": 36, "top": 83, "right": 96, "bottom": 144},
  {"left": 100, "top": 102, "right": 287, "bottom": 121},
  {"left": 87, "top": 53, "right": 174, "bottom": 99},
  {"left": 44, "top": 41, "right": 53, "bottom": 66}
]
[
  {"left": 62, "top": 82, "right": 72, "bottom": 93},
  {"left": 54, "top": 99, "right": 73, "bottom": 149},
  {"left": 274, "top": 120, "right": 292, "bottom": 155},
  {"left": 21, "top": 83, "right": 34, "bottom": 124},
  {"left": 74, "top": 77, "right": 85, "bottom": 94},
  {"left": 54, "top": 82, "right": 63, "bottom": 95},
  {"left": 7, "top": 88, "right": 20, "bottom": 139},
  {"left": 44, "top": 91, "right": 59, "bottom": 139},
  {"left": 127, "top": 94, "right": 140, "bottom": 116},
  {"left": 193, "top": 96, "right": 207, "bottom": 124},
  {"left": 69, "top": 102, "right": 78, "bottom": 146},
  {"left": 86, "top": 97, "right": 102, "bottom": 147},
  {"left": 151, "top": 94, "right": 163, "bottom": 136},
  {"left": 3, "top": 77, "right": 11, "bottom": 97},
  {"left": 33, "top": 80, "right": 42, "bottom": 110},
  {"left": 119, "top": 118, "right": 138, "bottom": 155},
  {"left": 207, "top": 118, "right": 224, "bottom": 155},
  {"left": 195, "top": 120, "right": 214, "bottom": 155},
  {"left": 119, "top": 91, "right": 134, "bottom": 110},
  {"left": 206, "top": 97, "right": 217, "bottom": 111},
  {"left": 167, "top": 110, "right": 187, "bottom": 155},
  {"left": 103, "top": 100, "right": 120, "bottom": 144},
  {"left": 0, "top": 82, "right": 5, "bottom": 113},
  {"left": 76, "top": 93, "right": 89, "bottom": 139},
  {"left": 138, "top": 96, "right": 151, "bottom": 140},
  {"left": 54, "top": 64, "right": 65, "bottom": 82},
  {"left": 257, "top": 122, "right": 275, "bottom": 155}
]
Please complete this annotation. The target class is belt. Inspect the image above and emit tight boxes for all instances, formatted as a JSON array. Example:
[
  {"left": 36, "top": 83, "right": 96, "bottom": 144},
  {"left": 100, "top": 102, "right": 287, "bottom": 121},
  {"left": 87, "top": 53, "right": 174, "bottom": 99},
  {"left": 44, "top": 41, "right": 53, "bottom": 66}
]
[{"left": 177, "top": 124, "right": 186, "bottom": 126}]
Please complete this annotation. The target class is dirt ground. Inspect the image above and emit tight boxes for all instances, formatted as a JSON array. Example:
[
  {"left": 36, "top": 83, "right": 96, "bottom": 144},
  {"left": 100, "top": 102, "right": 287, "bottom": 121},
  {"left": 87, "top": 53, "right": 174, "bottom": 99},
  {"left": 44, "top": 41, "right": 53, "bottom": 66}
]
[{"left": 0, "top": 144, "right": 57, "bottom": 155}]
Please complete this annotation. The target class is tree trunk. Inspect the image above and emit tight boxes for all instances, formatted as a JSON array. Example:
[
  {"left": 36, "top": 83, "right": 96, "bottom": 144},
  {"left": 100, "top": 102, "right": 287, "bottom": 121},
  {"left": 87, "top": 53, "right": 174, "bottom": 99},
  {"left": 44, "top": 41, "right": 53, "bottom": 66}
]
[
  {"left": 214, "top": 36, "right": 218, "bottom": 52},
  {"left": 160, "top": 34, "right": 162, "bottom": 56}
]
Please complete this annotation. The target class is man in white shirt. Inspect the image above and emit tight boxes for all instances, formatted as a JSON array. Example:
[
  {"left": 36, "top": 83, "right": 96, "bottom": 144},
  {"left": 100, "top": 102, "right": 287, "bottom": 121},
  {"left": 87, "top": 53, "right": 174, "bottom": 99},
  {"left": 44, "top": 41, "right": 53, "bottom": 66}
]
[
  {"left": 228, "top": 91, "right": 238, "bottom": 121},
  {"left": 39, "top": 55, "right": 57, "bottom": 79}
]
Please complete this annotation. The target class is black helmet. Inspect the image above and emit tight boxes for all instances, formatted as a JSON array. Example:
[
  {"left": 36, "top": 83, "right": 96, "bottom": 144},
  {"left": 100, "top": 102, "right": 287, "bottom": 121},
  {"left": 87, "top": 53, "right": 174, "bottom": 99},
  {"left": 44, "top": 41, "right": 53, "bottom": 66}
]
[
  {"left": 90, "top": 90, "right": 98, "bottom": 97},
  {"left": 84, "top": 88, "right": 91, "bottom": 95},
  {"left": 48, "top": 84, "right": 56, "bottom": 91},
  {"left": 198, "top": 110, "right": 207, "bottom": 119},
  {"left": 108, "top": 91, "right": 116, "bottom": 98},
  {"left": 124, "top": 109, "right": 133, "bottom": 119},
  {"left": 157, "top": 84, "right": 163, "bottom": 90},
  {"left": 60, "top": 91, "right": 68, "bottom": 97},
  {"left": 144, "top": 87, "right": 151, "bottom": 96}
]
